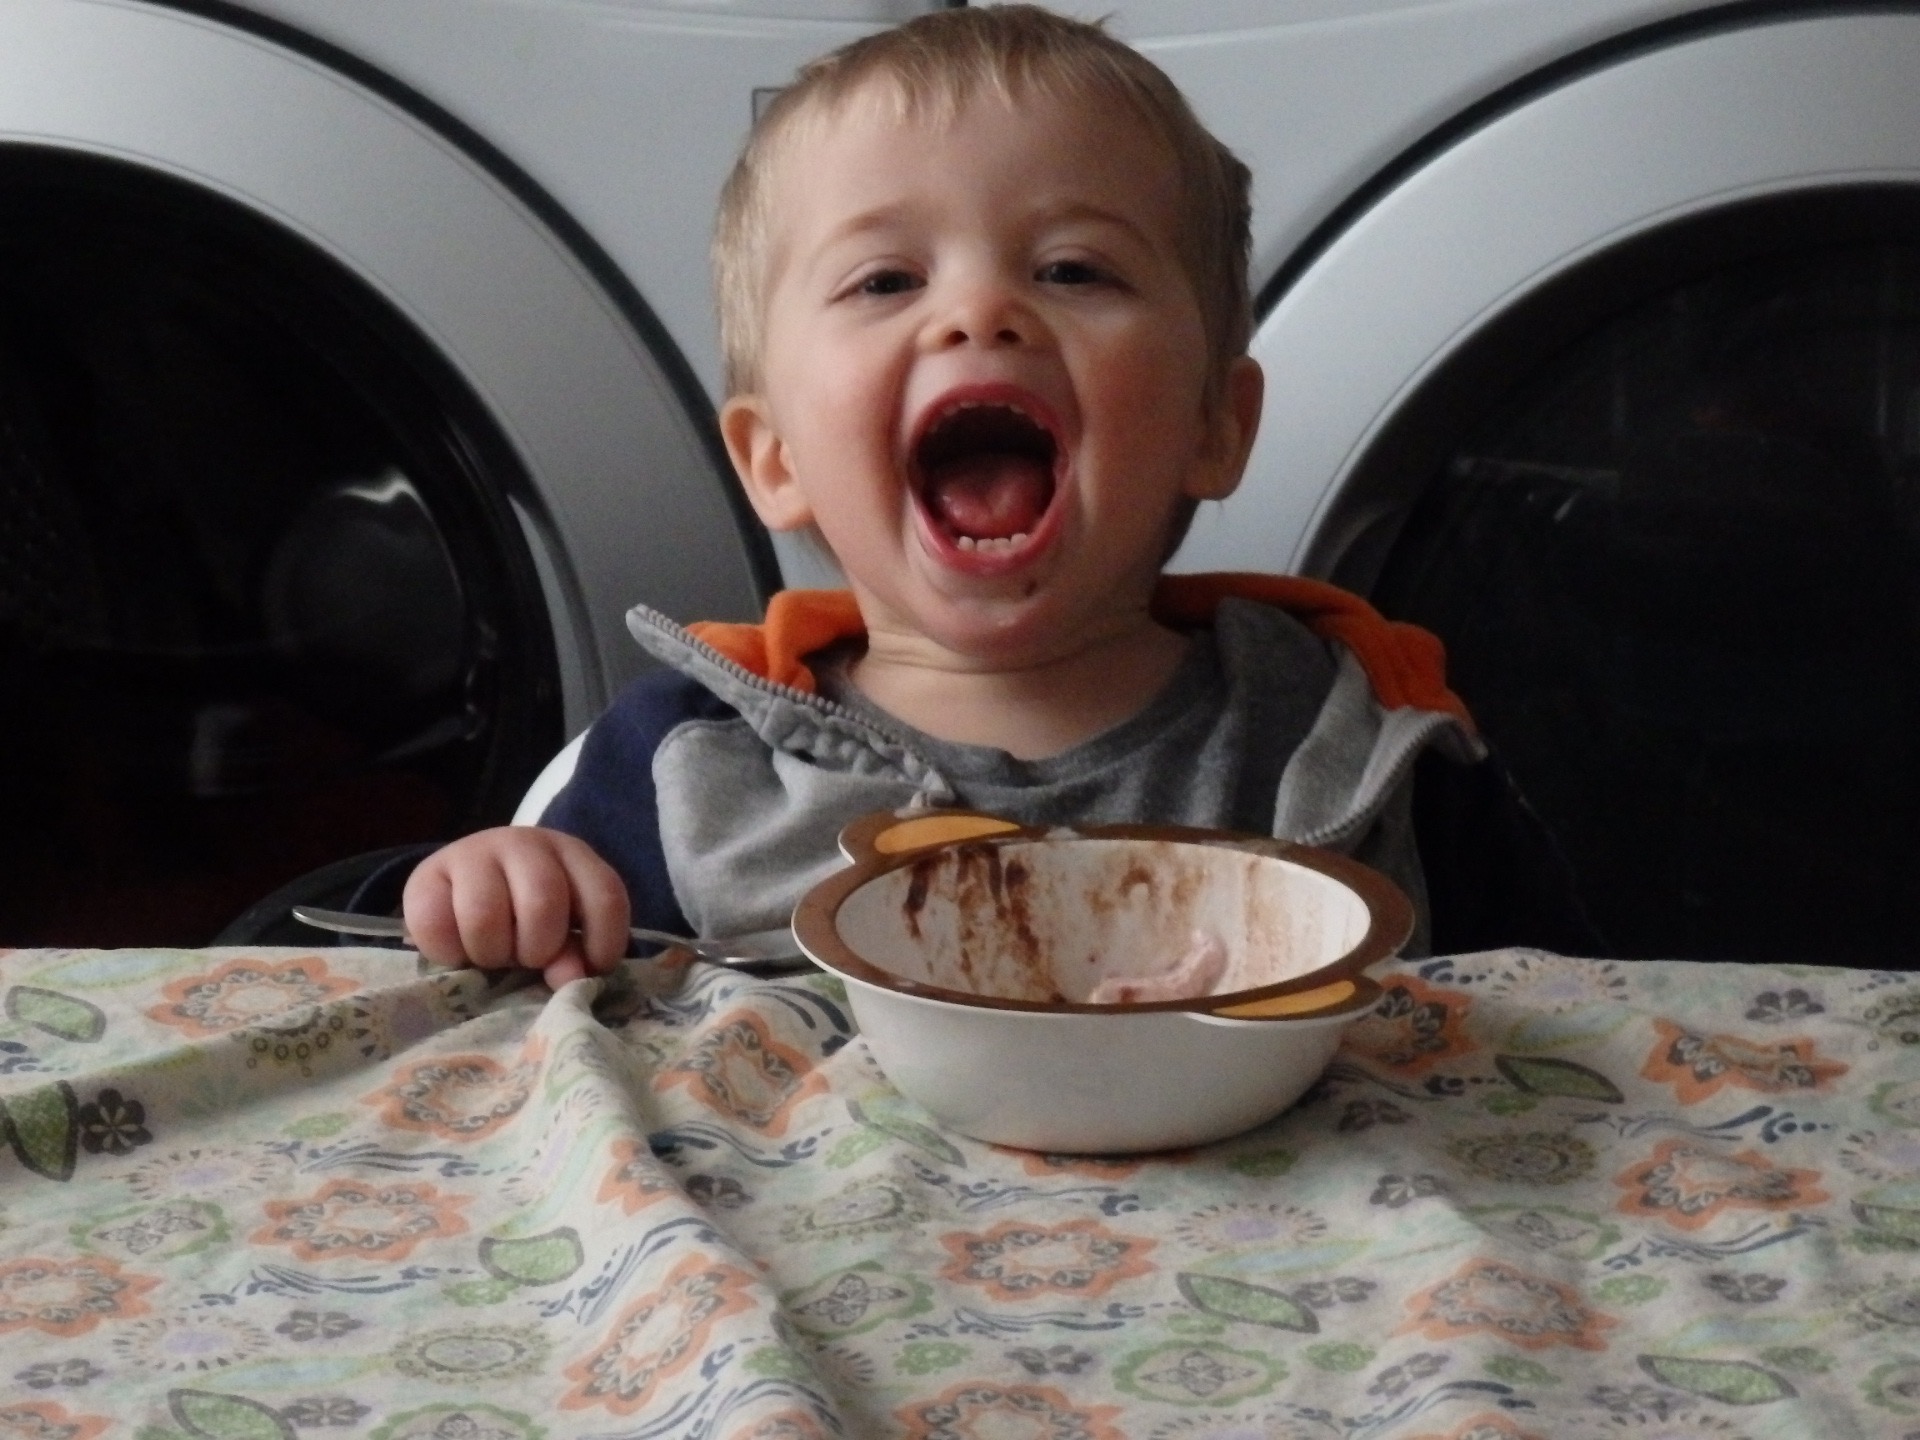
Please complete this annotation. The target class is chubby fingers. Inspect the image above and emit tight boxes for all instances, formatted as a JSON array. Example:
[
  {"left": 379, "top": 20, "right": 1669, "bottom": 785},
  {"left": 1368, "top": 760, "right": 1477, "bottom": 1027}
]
[
  {"left": 540, "top": 948, "right": 592, "bottom": 990},
  {"left": 402, "top": 850, "right": 484, "bottom": 969},
  {"left": 546, "top": 833, "right": 631, "bottom": 975},
  {"left": 401, "top": 827, "right": 631, "bottom": 979}
]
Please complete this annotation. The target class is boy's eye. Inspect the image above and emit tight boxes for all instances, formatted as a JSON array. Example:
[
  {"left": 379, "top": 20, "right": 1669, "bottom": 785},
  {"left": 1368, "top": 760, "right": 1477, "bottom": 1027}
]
[
  {"left": 1036, "top": 259, "right": 1105, "bottom": 286},
  {"left": 856, "top": 269, "right": 922, "bottom": 297}
]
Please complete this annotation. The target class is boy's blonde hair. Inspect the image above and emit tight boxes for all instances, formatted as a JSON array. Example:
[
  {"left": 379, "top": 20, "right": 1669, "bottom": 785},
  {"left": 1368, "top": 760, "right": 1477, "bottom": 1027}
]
[{"left": 713, "top": 4, "right": 1253, "bottom": 401}]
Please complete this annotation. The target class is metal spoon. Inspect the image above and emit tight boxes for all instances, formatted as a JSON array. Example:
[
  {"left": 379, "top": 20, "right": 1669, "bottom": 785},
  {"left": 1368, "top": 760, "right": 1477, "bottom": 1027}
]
[{"left": 289, "top": 904, "right": 813, "bottom": 973}]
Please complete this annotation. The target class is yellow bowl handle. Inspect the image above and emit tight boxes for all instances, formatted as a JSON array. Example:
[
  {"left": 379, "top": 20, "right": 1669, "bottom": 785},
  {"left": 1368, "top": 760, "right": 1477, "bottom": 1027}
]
[
  {"left": 870, "top": 813, "right": 1022, "bottom": 854},
  {"left": 1207, "top": 973, "right": 1382, "bottom": 1020}
]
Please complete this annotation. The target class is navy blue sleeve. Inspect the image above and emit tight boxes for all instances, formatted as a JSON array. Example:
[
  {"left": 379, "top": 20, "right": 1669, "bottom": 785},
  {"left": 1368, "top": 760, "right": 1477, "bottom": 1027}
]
[{"left": 539, "top": 667, "right": 740, "bottom": 935}]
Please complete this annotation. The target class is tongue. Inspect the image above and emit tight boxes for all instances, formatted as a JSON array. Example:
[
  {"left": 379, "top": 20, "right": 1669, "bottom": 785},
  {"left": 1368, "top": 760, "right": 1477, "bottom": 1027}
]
[{"left": 924, "top": 453, "right": 1051, "bottom": 540}]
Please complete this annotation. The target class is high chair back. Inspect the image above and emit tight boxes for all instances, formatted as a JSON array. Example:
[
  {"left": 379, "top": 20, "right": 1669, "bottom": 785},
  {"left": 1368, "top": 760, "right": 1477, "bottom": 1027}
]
[{"left": 512, "top": 732, "right": 586, "bottom": 825}]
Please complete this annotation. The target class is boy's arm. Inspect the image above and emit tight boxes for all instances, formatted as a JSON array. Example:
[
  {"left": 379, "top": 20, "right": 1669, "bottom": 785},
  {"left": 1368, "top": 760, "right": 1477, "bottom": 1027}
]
[
  {"left": 346, "top": 668, "right": 738, "bottom": 942},
  {"left": 536, "top": 667, "right": 741, "bottom": 936},
  {"left": 391, "top": 669, "right": 741, "bottom": 988}
]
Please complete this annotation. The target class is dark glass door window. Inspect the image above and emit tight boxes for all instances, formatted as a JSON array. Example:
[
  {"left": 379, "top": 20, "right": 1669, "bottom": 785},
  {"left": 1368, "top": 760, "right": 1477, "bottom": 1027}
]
[
  {"left": 0, "top": 150, "right": 560, "bottom": 945},
  {"left": 1362, "top": 190, "right": 1920, "bottom": 964}
]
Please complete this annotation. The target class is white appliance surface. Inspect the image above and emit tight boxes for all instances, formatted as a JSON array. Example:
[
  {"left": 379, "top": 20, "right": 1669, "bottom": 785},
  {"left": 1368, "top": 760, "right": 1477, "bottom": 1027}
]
[
  {"left": 194, "top": 0, "right": 1759, "bottom": 585},
  {"left": 232, "top": 0, "right": 1717, "bottom": 409},
  {"left": 18, "top": 0, "right": 1900, "bottom": 669},
  {"left": 13, "top": 0, "right": 1915, "bottom": 959},
  {"left": 1101, "top": 1, "right": 1920, "bottom": 576}
]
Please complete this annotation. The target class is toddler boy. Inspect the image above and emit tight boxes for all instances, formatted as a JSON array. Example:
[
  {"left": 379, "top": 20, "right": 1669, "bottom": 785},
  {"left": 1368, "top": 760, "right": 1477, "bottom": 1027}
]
[{"left": 402, "top": 5, "right": 1559, "bottom": 988}]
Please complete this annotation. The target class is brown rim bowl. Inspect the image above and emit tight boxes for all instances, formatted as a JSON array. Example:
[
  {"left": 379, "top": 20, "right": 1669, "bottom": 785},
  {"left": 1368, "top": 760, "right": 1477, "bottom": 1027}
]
[{"left": 794, "top": 810, "right": 1411, "bottom": 1022}]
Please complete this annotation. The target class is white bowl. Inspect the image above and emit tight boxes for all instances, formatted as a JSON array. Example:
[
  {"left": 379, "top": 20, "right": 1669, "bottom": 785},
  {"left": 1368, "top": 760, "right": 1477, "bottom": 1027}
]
[{"left": 793, "top": 810, "right": 1411, "bottom": 1153}]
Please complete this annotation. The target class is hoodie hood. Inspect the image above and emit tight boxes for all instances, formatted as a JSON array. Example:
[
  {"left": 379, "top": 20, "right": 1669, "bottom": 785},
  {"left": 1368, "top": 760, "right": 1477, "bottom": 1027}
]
[
  {"left": 621, "top": 576, "right": 1479, "bottom": 944},
  {"left": 684, "top": 573, "right": 1474, "bottom": 731}
]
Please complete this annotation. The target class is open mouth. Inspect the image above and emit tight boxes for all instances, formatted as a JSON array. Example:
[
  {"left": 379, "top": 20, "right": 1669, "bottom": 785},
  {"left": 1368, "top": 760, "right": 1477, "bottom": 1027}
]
[{"left": 911, "top": 397, "right": 1060, "bottom": 555}]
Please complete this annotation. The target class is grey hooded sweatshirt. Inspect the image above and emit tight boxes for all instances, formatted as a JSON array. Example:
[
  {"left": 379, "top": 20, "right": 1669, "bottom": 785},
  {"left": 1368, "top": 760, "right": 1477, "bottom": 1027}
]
[{"left": 539, "top": 575, "right": 1485, "bottom": 956}]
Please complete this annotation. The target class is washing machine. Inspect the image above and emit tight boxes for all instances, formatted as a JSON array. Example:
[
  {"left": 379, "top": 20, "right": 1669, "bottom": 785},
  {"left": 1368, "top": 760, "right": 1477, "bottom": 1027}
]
[
  {"left": 0, "top": 0, "right": 939, "bottom": 945},
  {"left": 1124, "top": 0, "right": 1920, "bottom": 964},
  {"left": 8, "top": 0, "right": 1913, "bottom": 965}
]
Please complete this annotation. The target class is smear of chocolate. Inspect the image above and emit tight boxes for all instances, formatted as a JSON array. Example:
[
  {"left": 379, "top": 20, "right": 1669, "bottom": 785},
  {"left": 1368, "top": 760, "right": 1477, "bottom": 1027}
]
[
  {"left": 903, "top": 856, "right": 935, "bottom": 941},
  {"left": 948, "top": 843, "right": 1003, "bottom": 988},
  {"left": 894, "top": 842, "right": 1054, "bottom": 998},
  {"left": 1000, "top": 858, "right": 1044, "bottom": 981}
]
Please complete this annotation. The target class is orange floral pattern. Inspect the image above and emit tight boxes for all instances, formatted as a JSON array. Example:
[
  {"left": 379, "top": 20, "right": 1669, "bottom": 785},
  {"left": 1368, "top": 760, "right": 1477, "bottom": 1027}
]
[
  {"left": 939, "top": 1220, "right": 1154, "bottom": 1303},
  {"left": 0, "top": 1256, "right": 158, "bottom": 1338},
  {"left": 1345, "top": 974, "right": 1476, "bottom": 1074},
  {"left": 724, "top": 1411, "right": 833, "bottom": 1440},
  {"left": 1614, "top": 1139, "right": 1830, "bottom": 1230},
  {"left": 895, "top": 1382, "right": 1125, "bottom": 1440},
  {"left": 1401, "top": 1258, "right": 1617, "bottom": 1351},
  {"left": 253, "top": 1179, "right": 472, "bottom": 1262},
  {"left": 144, "top": 956, "right": 358, "bottom": 1037},
  {"left": 656, "top": 1011, "right": 827, "bottom": 1136},
  {"left": 1640, "top": 1020, "right": 1848, "bottom": 1104},
  {"left": 364, "top": 1040, "right": 544, "bottom": 1142},
  {"left": 560, "top": 1253, "right": 759, "bottom": 1416},
  {"left": 0, "top": 1402, "right": 113, "bottom": 1440}
]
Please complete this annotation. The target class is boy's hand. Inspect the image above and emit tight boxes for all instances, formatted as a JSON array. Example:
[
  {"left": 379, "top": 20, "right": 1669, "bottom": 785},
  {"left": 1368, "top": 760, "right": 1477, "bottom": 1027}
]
[{"left": 402, "top": 827, "right": 631, "bottom": 990}]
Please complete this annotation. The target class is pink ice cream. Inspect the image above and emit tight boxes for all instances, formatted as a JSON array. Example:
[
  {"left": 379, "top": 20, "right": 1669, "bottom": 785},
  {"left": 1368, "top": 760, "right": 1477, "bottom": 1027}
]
[{"left": 1087, "top": 930, "right": 1228, "bottom": 1005}]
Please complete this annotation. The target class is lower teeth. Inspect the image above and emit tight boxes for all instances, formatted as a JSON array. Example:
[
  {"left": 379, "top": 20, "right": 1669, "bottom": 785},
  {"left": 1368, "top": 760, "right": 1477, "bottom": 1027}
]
[
  {"left": 956, "top": 533, "right": 1028, "bottom": 553},
  {"left": 956, "top": 529, "right": 1029, "bottom": 552}
]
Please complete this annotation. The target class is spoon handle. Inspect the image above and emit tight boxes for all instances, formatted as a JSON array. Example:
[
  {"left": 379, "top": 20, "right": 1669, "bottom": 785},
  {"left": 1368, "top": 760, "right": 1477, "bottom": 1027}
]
[
  {"left": 290, "top": 906, "right": 409, "bottom": 939},
  {"left": 289, "top": 906, "right": 809, "bottom": 972}
]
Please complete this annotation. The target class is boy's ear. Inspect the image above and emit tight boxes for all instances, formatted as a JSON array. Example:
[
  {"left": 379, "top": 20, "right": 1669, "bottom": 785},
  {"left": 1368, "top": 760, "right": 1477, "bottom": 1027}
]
[
  {"left": 1183, "top": 356, "right": 1264, "bottom": 502},
  {"left": 720, "top": 393, "right": 814, "bottom": 531}
]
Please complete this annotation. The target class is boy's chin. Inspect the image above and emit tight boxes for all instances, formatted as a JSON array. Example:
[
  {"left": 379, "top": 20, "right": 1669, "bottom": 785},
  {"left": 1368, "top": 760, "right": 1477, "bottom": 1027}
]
[{"left": 910, "top": 545, "right": 1056, "bottom": 609}]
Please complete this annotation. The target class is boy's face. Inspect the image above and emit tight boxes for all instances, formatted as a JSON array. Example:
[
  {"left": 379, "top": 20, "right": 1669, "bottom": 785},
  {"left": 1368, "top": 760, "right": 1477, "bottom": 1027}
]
[{"left": 722, "top": 84, "right": 1261, "bottom": 668}]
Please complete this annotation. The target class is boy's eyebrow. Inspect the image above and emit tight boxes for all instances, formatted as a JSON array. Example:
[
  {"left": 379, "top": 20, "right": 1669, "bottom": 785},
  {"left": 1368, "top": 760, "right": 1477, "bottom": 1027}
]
[
  {"left": 769, "top": 204, "right": 916, "bottom": 284},
  {"left": 813, "top": 198, "right": 1163, "bottom": 255},
  {"left": 768, "top": 206, "right": 913, "bottom": 292},
  {"left": 1040, "top": 200, "right": 1162, "bottom": 252},
  {"left": 817, "top": 203, "right": 919, "bottom": 248}
]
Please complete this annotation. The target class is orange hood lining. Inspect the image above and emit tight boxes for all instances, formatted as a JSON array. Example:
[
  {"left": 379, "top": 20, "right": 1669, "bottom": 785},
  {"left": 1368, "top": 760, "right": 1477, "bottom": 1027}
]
[{"left": 687, "top": 573, "right": 1473, "bottom": 730}]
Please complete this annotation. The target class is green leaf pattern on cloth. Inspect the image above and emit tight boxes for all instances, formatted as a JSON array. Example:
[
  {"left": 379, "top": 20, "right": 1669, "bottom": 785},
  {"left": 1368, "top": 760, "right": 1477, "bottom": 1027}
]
[{"left": 1, "top": 944, "right": 1916, "bottom": 1436}]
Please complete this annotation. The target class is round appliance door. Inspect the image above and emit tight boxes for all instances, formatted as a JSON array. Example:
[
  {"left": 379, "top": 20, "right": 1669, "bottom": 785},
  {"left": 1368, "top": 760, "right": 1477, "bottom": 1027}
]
[
  {"left": 1212, "top": 10, "right": 1920, "bottom": 964},
  {"left": 0, "top": 0, "right": 764, "bottom": 945}
]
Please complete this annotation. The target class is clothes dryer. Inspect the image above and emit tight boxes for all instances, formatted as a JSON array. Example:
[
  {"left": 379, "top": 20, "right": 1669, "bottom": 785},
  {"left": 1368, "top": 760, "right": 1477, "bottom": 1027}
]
[
  {"left": 13, "top": 0, "right": 1912, "bottom": 965},
  {"left": 1130, "top": 2, "right": 1920, "bottom": 962},
  {"left": 0, "top": 0, "right": 929, "bottom": 943}
]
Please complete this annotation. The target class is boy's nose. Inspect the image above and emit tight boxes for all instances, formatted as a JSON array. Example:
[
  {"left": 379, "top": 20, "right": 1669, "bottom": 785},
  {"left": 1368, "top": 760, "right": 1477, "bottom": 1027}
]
[{"left": 929, "top": 276, "right": 1034, "bottom": 350}]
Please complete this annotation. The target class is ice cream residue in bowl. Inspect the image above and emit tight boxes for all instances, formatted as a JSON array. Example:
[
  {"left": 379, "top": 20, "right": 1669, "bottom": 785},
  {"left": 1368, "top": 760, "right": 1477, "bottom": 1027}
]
[
  {"left": 793, "top": 810, "right": 1412, "bottom": 1152},
  {"left": 1086, "top": 930, "right": 1227, "bottom": 1004}
]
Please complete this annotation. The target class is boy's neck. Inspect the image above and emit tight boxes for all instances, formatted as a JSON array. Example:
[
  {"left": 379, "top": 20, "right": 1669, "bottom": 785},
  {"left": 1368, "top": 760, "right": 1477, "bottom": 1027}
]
[{"left": 847, "top": 617, "right": 1191, "bottom": 760}]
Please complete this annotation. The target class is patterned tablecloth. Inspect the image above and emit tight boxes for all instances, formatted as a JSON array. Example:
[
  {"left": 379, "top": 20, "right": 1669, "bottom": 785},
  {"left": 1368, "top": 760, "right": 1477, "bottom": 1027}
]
[{"left": 4, "top": 944, "right": 1920, "bottom": 1439}]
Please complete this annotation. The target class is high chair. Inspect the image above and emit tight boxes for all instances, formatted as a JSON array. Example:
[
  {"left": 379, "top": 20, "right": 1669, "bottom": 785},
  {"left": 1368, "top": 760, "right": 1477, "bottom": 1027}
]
[{"left": 213, "top": 732, "right": 591, "bottom": 947}]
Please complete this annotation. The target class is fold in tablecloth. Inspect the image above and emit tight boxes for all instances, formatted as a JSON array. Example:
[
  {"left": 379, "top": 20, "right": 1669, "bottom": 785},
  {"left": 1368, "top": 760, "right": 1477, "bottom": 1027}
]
[{"left": 2, "top": 944, "right": 1918, "bottom": 1439}]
